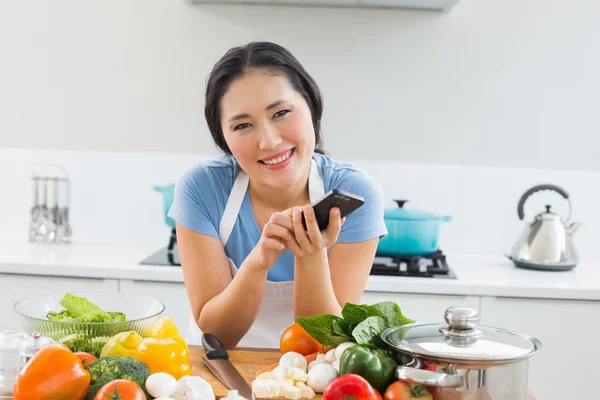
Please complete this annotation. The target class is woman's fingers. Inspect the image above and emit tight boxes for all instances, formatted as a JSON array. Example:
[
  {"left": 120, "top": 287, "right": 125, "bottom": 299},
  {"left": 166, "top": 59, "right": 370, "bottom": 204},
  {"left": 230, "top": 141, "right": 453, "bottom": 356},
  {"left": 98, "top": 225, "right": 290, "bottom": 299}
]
[
  {"left": 293, "top": 207, "right": 312, "bottom": 253},
  {"left": 303, "top": 205, "right": 323, "bottom": 247},
  {"left": 262, "top": 237, "right": 285, "bottom": 251},
  {"left": 323, "top": 207, "right": 343, "bottom": 242},
  {"left": 269, "top": 212, "right": 294, "bottom": 232},
  {"left": 263, "top": 221, "right": 293, "bottom": 242}
]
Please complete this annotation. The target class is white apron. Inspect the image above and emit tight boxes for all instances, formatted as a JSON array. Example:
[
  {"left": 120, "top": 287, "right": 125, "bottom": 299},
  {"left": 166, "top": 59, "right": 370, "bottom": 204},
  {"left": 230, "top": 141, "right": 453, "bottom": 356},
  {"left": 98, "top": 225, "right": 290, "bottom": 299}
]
[{"left": 187, "top": 159, "right": 325, "bottom": 349}]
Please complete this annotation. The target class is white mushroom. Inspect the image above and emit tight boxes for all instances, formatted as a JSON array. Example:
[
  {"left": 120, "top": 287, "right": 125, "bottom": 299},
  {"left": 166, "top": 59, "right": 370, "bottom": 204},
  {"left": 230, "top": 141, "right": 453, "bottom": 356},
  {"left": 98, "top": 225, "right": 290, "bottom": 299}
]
[
  {"left": 279, "top": 352, "right": 308, "bottom": 374},
  {"left": 332, "top": 359, "right": 340, "bottom": 373},
  {"left": 324, "top": 348, "right": 337, "bottom": 364},
  {"left": 308, "top": 353, "right": 327, "bottom": 371},
  {"left": 306, "top": 363, "right": 338, "bottom": 393},
  {"left": 335, "top": 342, "right": 358, "bottom": 361}
]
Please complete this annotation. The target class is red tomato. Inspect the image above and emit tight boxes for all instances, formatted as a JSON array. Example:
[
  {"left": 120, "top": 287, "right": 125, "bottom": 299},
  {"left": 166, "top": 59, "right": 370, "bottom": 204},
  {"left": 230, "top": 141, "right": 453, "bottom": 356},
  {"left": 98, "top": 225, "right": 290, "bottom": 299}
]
[
  {"left": 384, "top": 381, "right": 432, "bottom": 400},
  {"left": 94, "top": 379, "right": 146, "bottom": 400},
  {"left": 74, "top": 352, "right": 98, "bottom": 367},
  {"left": 280, "top": 323, "right": 322, "bottom": 356}
]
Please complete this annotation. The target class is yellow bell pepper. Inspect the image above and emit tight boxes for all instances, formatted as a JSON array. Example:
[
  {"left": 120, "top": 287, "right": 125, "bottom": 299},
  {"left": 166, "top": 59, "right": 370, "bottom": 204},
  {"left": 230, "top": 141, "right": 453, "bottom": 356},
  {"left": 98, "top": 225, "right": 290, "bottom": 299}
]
[{"left": 101, "top": 316, "right": 192, "bottom": 379}]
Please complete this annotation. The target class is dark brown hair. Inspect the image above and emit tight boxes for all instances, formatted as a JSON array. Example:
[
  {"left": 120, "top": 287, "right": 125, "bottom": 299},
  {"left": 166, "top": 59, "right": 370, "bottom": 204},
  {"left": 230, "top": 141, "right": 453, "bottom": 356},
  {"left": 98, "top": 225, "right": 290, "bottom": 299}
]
[{"left": 204, "top": 42, "right": 325, "bottom": 155}]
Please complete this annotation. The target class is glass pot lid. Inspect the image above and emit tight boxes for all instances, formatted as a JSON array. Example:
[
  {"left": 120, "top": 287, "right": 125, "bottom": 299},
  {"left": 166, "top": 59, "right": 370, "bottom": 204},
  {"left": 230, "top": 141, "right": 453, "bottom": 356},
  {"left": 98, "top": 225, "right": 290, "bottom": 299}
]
[
  {"left": 380, "top": 307, "right": 541, "bottom": 363},
  {"left": 384, "top": 200, "right": 451, "bottom": 221}
]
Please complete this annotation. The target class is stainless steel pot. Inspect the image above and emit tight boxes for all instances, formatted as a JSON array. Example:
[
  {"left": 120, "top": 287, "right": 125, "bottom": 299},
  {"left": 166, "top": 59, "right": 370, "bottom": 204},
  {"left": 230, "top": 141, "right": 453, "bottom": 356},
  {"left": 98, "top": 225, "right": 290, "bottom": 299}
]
[{"left": 380, "top": 307, "right": 542, "bottom": 400}]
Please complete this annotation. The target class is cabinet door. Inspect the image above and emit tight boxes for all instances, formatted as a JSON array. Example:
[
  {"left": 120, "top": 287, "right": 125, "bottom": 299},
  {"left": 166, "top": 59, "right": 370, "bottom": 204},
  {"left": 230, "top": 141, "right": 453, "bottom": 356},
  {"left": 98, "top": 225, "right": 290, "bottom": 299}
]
[
  {"left": 480, "top": 296, "right": 600, "bottom": 399},
  {"left": 0, "top": 273, "right": 118, "bottom": 332},
  {"left": 360, "top": 291, "right": 480, "bottom": 324},
  {"left": 119, "top": 280, "right": 192, "bottom": 338}
]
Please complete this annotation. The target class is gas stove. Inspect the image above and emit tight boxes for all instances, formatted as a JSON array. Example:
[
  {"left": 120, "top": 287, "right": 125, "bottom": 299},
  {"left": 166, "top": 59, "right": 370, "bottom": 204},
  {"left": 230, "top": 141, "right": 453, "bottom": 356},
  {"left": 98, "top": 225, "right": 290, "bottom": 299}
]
[
  {"left": 140, "top": 228, "right": 180, "bottom": 267},
  {"left": 140, "top": 229, "right": 457, "bottom": 279},
  {"left": 370, "top": 250, "right": 457, "bottom": 279}
]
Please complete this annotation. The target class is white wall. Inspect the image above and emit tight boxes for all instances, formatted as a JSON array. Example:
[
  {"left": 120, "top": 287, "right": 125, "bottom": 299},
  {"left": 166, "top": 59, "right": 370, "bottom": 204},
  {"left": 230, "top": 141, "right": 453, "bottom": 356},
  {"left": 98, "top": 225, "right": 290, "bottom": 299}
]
[
  {"left": 1, "top": 148, "right": 597, "bottom": 263},
  {"left": 0, "top": 0, "right": 599, "bottom": 171}
]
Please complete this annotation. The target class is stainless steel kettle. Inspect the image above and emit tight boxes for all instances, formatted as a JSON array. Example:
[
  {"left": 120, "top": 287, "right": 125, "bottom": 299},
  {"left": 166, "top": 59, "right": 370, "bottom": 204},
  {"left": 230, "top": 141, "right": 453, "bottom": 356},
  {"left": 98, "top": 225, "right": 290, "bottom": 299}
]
[{"left": 509, "top": 184, "right": 581, "bottom": 271}]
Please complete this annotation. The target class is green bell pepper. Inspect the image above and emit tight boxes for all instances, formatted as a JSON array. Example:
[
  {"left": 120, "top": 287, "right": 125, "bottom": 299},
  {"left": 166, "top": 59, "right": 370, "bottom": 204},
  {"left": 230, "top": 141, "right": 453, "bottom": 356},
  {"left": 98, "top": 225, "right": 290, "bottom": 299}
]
[{"left": 338, "top": 344, "right": 398, "bottom": 394}]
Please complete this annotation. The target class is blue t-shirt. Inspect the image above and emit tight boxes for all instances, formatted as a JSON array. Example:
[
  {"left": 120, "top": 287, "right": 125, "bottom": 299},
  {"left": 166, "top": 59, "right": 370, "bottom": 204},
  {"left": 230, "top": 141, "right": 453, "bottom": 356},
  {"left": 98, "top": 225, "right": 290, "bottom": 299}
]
[{"left": 168, "top": 153, "right": 388, "bottom": 282}]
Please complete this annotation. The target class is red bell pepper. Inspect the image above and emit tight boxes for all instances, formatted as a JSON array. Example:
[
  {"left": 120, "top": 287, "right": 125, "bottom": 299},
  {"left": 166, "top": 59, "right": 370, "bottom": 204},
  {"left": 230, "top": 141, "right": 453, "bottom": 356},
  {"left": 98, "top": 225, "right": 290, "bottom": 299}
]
[{"left": 323, "top": 374, "right": 382, "bottom": 400}]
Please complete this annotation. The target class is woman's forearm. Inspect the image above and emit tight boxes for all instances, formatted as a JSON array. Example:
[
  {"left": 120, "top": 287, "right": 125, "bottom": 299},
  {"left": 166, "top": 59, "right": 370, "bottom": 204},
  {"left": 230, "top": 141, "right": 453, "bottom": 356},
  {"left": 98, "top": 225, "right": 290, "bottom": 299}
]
[
  {"left": 197, "top": 259, "right": 268, "bottom": 349},
  {"left": 294, "top": 249, "right": 343, "bottom": 318}
]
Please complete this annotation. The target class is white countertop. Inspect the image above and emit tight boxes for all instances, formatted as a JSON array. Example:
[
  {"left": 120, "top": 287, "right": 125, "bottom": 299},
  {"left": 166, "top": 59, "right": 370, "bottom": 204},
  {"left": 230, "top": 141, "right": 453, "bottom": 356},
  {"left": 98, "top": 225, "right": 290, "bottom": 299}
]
[{"left": 0, "top": 241, "right": 599, "bottom": 301}]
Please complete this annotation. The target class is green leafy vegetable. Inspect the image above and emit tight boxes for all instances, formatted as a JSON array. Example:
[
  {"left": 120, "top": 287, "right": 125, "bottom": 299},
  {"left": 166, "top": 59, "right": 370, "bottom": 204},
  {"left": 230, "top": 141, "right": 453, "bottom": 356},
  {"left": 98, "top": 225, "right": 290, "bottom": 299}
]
[
  {"left": 352, "top": 316, "right": 387, "bottom": 345},
  {"left": 341, "top": 303, "right": 373, "bottom": 324},
  {"left": 46, "top": 293, "right": 126, "bottom": 323},
  {"left": 295, "top": 301, "right": 414, "bottom": 349},
  {"left": 296, "top": 315, "right": 352, "bottom": 346},
  {"left": 332, "top": 319, "right": 353, "bottom": 339},
  {"left": 369, "top": 301, "right": 414, "bottom": 326}
]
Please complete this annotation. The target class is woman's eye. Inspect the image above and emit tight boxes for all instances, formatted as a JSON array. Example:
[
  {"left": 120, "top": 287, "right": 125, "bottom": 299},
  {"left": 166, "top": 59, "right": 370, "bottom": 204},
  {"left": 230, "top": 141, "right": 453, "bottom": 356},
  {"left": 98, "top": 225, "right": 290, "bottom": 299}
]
[
  {"left": 234, "top": 123, "right": 251, "bottom": 131},
  {"left": 273, "top": 110, "right": 290, "bottom": 118}
]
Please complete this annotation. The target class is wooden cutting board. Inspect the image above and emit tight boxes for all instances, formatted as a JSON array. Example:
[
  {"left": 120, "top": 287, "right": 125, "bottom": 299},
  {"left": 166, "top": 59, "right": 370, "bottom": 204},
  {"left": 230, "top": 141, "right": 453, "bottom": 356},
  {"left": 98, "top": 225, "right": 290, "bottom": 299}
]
[
  {"left": 189, "top": 345, "right": 536, "bottom": 400},
  {"left": 189, "top": 345, "right": 321, "bottom": 400}
]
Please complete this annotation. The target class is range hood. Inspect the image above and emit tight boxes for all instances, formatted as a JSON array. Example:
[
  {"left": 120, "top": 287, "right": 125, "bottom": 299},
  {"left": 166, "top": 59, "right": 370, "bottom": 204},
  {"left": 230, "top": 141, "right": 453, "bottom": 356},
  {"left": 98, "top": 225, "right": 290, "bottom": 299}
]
[{"left": 185, "top": 0, "right": 460, "bottom": 12}]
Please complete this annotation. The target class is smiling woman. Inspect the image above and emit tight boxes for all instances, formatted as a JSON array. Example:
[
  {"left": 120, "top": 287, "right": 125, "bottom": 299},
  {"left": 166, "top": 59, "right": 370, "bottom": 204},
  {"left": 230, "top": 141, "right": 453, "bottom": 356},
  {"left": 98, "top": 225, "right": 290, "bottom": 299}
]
[{"left": 167, "top": 41, "right": 388, "bottom": 349}]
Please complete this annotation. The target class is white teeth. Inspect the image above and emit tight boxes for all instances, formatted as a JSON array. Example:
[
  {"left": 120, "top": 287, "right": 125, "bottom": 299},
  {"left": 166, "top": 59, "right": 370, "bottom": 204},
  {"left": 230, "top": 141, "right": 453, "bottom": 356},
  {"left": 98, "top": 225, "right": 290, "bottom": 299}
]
[{"left": 263, "top": 150, "right": 292, "bottom": 165}]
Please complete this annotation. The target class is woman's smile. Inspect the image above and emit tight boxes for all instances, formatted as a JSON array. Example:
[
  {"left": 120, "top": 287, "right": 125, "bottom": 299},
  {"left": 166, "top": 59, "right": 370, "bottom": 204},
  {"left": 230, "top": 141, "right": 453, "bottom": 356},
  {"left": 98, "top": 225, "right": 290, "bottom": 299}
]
[{"left": 259, "top": 148, "right": 296, "bottom": 170}]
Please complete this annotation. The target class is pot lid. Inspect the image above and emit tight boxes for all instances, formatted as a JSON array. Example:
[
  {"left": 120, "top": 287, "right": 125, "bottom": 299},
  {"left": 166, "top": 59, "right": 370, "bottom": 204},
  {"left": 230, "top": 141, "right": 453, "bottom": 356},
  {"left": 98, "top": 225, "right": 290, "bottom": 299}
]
[
  {"left": 384, "top": 200, "right": 450, "bottom": 221},
  {"left": 380, "top": 307, "right": 541, "bottom": 363}
]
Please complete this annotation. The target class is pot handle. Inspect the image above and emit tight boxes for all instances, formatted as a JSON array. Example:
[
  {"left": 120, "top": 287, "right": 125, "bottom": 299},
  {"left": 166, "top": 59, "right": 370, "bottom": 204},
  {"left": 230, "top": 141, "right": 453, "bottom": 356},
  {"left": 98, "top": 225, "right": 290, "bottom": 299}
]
[
  {"left": 517, "top": 184, "right": 571, "bottom": 221},
  {"left": 396, "top": 366, "right": 462, "bottom": 388}
]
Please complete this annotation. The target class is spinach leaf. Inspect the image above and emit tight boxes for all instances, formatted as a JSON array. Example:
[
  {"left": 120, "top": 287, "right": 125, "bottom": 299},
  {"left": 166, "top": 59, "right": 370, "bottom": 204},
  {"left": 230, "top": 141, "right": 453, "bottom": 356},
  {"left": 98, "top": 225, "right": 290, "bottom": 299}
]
[
  {"left": 341, "top": 303, "right": 376, "bottom": 324},
  {"left": 332, "top": 319, "right": 353, "bottom": 338},
  {"left": 296, "top": 315, "right": 351, "bottom": 346},
  {"left": 369, "top": 302, "right": 415, "bottom": 326},
  {"left": 351, "top": 316, "right": 387, "bottom": 345}
]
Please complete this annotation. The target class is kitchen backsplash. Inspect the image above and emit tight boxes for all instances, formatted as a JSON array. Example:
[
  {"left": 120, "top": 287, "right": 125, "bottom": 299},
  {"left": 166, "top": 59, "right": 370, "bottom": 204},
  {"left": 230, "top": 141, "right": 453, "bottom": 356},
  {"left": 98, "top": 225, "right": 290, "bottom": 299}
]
[{"left": 2, "top": 147, "right": 597, "bottom": 260}]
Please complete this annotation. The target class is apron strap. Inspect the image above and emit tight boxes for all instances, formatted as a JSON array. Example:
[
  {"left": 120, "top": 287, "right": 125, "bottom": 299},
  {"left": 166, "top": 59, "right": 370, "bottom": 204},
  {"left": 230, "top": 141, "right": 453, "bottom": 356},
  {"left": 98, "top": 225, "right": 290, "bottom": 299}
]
[
  {"left": 219, "top": 169, "right": 249, "bottom": 247},
  {"left": 308, "top": 158, "right": 325, "bottom": 202}
]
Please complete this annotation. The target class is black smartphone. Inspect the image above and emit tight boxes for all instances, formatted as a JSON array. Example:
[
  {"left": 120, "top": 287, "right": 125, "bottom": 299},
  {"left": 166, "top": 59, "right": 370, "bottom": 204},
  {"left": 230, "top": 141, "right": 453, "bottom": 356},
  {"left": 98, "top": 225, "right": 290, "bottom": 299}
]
[{"left": 302, "top": 189, "right": 365, "bottom": 231}]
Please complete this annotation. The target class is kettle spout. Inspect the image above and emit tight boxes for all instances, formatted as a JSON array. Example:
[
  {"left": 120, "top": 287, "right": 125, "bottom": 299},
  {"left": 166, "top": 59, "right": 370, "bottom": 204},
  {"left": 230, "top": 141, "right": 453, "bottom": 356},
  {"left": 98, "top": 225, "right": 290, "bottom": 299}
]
[{"left": 567, "top": 222, "right": 581, "bottom": 237}]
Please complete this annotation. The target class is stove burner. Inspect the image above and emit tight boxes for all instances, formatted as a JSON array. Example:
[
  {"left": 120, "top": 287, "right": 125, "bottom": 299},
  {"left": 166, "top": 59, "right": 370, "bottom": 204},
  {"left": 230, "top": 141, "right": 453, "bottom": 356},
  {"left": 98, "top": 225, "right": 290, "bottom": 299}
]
[{"left": 370, "top": 250, "right": 457, "bottom": 279}]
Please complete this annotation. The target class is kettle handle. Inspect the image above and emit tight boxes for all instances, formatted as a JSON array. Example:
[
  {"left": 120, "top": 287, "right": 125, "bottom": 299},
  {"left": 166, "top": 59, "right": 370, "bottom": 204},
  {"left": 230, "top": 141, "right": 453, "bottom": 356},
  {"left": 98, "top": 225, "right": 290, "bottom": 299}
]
[{"left": 517, "top": 184, "right": 571, "bottom": 221}]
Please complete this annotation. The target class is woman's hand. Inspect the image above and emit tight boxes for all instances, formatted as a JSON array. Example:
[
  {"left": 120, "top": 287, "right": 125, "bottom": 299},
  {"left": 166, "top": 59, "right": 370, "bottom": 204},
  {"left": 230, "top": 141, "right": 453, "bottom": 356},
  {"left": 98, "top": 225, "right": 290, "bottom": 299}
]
[
  {"left": 288, "top": 205, "right": 345, "bottom": 258},
  {"left": 247, "top": 215, "right": 294, "bottom": 270}
]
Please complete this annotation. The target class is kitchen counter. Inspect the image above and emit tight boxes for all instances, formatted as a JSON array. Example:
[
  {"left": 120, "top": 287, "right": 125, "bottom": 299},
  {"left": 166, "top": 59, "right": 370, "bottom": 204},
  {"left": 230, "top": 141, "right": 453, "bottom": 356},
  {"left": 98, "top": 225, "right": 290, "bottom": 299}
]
[
  {"left": 189, "top": 346, "right": 537, "bottom": 400},
  {"left": 1, "top": 241, "right": 600, "bottom": 301}
]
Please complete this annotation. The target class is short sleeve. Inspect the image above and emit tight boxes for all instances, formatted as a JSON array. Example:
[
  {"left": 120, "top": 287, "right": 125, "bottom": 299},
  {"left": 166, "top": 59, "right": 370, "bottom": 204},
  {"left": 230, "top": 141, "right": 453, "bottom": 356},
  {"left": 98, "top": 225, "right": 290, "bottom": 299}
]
[
  {"left": 335, "top": 172, "right": 388, "bottom": 244},
  {"left": 167, "top": 166, "right": 220, "bottom": 239}
]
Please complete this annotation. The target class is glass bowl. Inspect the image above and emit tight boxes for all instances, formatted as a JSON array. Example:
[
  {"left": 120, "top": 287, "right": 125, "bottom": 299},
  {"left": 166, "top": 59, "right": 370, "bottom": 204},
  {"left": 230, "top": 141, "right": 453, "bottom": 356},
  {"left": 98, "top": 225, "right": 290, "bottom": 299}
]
[{"left": 13, "top": 292, "right": 165, "bottom": 357}]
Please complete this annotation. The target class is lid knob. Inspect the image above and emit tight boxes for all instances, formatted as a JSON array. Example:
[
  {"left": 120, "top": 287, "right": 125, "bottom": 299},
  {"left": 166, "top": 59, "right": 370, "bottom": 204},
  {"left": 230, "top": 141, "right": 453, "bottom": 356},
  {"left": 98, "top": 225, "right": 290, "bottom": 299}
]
[
  {"left": 444, "top": 307, "right": 479, "bottom": 330},
  {"left": 394, "top": 200, "right": 408, "bottom": 208}
]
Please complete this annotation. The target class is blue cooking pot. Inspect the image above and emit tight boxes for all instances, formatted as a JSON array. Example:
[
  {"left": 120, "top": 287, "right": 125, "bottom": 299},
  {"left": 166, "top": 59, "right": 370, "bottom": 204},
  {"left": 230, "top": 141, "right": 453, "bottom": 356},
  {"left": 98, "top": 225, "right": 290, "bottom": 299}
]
[
  {"left": 154, "top": 184, "right": 176, "bottom": 229},
  {"left": 376, "top": 200, "right": 452, "bottom": 256}
]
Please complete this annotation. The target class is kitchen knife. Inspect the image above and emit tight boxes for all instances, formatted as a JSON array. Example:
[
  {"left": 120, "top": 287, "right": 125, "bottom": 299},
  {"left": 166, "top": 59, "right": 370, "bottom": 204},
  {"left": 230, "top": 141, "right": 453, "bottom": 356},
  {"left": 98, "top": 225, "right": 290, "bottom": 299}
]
[{"left": 201, "top": 333, "right": 253, "bottom": 400}]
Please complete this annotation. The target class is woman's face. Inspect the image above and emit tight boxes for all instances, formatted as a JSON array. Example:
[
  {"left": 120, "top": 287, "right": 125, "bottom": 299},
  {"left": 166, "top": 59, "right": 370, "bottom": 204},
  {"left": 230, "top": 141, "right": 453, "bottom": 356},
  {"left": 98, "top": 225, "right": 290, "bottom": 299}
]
[{"left": 220, "top": 69, "right": 316, "bottom": 190}]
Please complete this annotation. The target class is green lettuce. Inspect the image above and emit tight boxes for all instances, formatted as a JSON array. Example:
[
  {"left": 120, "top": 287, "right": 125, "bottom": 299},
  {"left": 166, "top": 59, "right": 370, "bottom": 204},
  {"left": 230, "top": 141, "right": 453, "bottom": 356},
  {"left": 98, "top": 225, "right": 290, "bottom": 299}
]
[{"left": 46, "top": 293, "right": 126, "bottom": 323}]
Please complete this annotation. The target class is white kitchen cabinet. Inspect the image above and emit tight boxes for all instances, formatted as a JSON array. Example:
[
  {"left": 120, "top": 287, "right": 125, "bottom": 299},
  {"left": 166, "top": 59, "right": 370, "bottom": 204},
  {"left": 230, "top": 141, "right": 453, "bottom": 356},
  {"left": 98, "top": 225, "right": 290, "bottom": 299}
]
[
  {"left": 480, "top": 296, "right": 600, "bottom": 400},
  {"left": 0, "top": 273, "right": 118, "bottom": 332},
  {"left": 119, "top": 280, "right": 192, "bottom": 338},
  {"left": 360, "top": 291, "right": 480, "bottom": 324}
]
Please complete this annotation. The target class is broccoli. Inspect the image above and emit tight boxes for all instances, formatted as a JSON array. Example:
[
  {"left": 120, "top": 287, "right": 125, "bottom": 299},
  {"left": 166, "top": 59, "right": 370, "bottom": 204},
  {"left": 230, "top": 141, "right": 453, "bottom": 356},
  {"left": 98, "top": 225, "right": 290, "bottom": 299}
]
[
  {"left": 85, "top": 356, "right": 152, "bottom": 399},
  {"left": 86, "top": 372, "right": 117, "bottom": 400}
]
